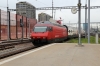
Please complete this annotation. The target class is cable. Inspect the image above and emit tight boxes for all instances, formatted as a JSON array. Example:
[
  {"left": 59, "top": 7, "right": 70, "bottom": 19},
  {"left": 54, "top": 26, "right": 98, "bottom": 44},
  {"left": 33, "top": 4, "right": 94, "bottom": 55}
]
[
  {"left": 0, "top": 6, "right": 7, "bottom": 8},
  {"left": 35, "top": 0, "right": 52, "bottom": 14},
  {"left": 59, "top": 10, "right": 68, "bottom": 19},
  {"left": 85, "top": 0, "right": 87, "bottom": 4},
  {"left": 35, "top": 0, "right": 50, "bottom": 7},
  {"left": 54, "top": 10, "right": 56, "bottom": 19}
]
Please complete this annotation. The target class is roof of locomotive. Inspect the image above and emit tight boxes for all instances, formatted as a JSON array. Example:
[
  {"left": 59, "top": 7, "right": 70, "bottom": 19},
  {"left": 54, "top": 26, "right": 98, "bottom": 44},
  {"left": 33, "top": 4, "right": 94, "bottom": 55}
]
[{"left": 35, "top": 21, "right": 65, "bottom": 27}]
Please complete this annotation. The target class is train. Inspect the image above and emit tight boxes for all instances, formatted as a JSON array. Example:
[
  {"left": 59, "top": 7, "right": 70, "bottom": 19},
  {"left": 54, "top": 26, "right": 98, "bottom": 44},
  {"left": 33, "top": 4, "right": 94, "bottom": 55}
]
[{"left": 30, "top": 20, "right": 85, "bottom": 46}]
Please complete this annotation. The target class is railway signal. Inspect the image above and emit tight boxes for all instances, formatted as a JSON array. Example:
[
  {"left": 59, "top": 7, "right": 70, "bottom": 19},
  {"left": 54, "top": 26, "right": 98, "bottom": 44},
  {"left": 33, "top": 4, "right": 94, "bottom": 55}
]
[
  {"left": 20, "top": 19, "right": 24, "bottom": 40},
  {"left": 20, "top": 19, "right": 24, "bottom": 27}
]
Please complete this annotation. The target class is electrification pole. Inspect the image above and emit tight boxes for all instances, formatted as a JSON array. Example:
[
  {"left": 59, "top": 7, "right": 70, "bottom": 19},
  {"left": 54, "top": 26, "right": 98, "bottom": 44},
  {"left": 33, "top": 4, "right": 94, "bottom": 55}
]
[
  {"left": 85, "top": 2, "right": 87, "bottom": 38},
  {"left": 54, "top": 10, "right": 56, "bottom": 19},
  {"left": 88, "top": 0, "right": 90, "bottom": 44},
  {"left": 28, "top": 21, "right": 30, "bottom": 38},
  {"left": 78, "top": 0, "right": 81, "bottom": 45},
  {"left": 7, "top": 0, "right": 10, "bottom": 40},
  {"left": 52, "top": 0, "right": 53, "bottom": 18}
]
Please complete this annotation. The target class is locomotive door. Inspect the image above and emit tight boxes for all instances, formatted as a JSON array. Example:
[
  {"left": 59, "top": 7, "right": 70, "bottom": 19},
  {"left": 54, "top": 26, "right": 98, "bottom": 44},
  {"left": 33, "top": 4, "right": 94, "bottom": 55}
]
[
  {"left": 48, "top": 27, "right": 53, "bottom": 42},
  {"left": 63, "top": 25, "right": 68, "bottom": 36}
]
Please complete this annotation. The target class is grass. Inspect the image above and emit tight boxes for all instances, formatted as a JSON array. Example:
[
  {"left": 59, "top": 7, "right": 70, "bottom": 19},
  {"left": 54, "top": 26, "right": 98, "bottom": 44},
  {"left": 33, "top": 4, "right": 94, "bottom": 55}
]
[{"left": 66, "top": 36, "right": 100, "bottom": 44}]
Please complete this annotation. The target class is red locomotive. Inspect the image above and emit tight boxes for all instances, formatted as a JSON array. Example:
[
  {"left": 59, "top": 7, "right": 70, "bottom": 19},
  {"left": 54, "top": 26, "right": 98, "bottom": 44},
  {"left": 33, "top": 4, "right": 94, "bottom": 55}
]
[{"left": 30, "top": 21, "right": 68, "bottom": 46}]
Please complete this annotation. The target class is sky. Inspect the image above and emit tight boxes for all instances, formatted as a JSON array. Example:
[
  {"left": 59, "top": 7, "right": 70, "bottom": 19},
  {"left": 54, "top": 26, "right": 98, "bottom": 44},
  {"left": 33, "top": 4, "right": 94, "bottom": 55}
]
[{"left": 0, "top": 0, "right": 100, "bottom": 25}]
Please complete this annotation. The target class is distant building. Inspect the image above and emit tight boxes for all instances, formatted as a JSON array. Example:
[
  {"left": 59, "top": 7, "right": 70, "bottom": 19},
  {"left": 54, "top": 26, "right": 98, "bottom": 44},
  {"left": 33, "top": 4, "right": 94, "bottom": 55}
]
[
  {"left": 38, "top": 13, "right": 52, "bottom": 22},
  {"left": 16, "top": 1, "right": 36, "bottom": 19}
]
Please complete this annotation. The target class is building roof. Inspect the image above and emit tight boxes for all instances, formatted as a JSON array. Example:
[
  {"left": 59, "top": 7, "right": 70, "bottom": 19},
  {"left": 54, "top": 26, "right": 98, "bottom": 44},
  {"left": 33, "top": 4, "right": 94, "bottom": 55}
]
[
  {"left": 38, "top": 13, "right": 51, "bottom": 17},
  {"left": 16, "top": 1, "right": 35, "bottom": 8}
]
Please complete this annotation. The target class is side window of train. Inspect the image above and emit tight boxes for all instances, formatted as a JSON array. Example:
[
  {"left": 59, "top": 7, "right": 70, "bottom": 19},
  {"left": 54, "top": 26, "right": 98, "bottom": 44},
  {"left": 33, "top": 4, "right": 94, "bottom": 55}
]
[
  {"left": 69, "top": 30, "right": 70, "bottom": 33},
  {"left": 71, "top": 30, "right": 72, "bottom": 33}
]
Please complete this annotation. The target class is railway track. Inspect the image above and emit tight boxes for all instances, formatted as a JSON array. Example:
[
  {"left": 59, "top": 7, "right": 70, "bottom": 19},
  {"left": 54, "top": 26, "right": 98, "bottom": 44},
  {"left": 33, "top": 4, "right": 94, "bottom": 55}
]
[
  {"left": 0, "top": 39, "right": 35, "bottom": 59},
  {"left": 0, "top": 43, "right": 35, "bottom": 59},
  {"left": 0, "top": 39, "right": 30, "bottom": 50}
]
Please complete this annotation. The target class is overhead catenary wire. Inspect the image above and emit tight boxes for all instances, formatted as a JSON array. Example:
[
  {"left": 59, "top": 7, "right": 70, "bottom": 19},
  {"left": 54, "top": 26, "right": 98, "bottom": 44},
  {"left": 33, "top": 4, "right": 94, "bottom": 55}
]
[
  {"left": 59, "top": 10, "right": 69, "bottom": 21},
  {"left": 35, "top": 0, "right": 50, "bottom": 7},
  {"left": 35, "top": 0, "right": 50, "bottom": 13},
  {"left": 85, "top": 0, "right": 87, "bottom": 4},
  {"left": 35, "top": 0, "right": 55, "bottom": 18},
  {"left": 0, "top": 6, "right": 7, "bottom": 8}
]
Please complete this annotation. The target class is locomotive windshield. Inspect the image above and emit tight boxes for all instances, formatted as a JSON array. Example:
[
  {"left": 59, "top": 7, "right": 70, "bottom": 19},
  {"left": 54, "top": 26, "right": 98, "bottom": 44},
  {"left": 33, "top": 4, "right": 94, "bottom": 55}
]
[{"left": 33, "top": 26, "right": 47, "bottom": 32}]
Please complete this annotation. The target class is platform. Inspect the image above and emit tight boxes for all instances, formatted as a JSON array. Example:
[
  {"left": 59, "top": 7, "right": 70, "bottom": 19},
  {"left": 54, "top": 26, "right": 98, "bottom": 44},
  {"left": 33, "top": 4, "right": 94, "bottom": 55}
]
[{"left": 0, "top": 43, "right": 100, "bottom": 66}]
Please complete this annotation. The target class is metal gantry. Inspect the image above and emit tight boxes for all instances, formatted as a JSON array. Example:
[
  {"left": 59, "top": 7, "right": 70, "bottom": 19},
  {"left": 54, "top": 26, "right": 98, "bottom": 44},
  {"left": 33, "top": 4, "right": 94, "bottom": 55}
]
[
  {"left": 8, "top": 6, "right": 100, "bottom": 11},
  {"left": 36, "top": 6, "right": 100, "bottom": 10},
  {"left": 64, "top": 22, "right": 100, "bottom": 25}
]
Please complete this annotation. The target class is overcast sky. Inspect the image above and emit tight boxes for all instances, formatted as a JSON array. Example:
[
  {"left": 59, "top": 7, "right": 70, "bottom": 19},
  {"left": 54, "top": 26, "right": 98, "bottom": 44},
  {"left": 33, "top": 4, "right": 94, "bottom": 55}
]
[{"left": 0, "top": 0, "right": 100, "bottom": 24}]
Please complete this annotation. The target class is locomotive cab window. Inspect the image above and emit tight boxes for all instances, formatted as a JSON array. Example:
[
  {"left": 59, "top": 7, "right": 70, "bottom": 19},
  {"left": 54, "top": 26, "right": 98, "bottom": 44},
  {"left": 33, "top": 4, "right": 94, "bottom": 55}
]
[{"left": 33, "top": 26, "right": 47, "bottom": 32}]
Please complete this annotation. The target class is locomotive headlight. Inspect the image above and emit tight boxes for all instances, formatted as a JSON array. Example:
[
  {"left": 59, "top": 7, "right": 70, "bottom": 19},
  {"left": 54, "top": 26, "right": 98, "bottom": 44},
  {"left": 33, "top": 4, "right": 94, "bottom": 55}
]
[
  {"left": 43, "top": 37, "right": 46, "bottom": 39},
  {"left": 37, "top": 37, "right": 40, "bottom": 38},
  {"left": 33, "top": 37, "right": 35, "bottom": 38}
]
